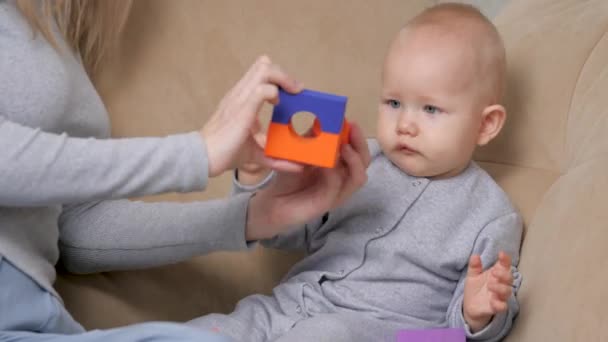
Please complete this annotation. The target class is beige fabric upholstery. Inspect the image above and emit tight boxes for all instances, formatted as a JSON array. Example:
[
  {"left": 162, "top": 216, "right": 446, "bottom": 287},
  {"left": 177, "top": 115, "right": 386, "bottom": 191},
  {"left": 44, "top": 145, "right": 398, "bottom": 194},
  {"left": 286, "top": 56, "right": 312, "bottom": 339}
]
[
  {"left": 490, "top": 1, "right": 608, "bottom": 340},
  {"left": 54, "top": 0, "right": 608, "bottom": 340}
]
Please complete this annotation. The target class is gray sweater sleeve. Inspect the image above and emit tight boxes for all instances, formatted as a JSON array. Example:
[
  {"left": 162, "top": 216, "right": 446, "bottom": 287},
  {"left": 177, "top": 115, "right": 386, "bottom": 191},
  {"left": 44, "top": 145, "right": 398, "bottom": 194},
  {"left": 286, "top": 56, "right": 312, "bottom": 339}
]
[
  {"left": 58, "top": 193, "right": 252, "bottom": 273},
  {"left": 232, "top": 170, "right": 316, "bottom": 252},
  {"left": 0, "top": 115, "right": 255, "bottom": 273},
  {"left": 446, "top": 212, "right": 523, "bottom": 342},
  {"left": 0, "top": 115, "right": 208, "bottom": 206}
]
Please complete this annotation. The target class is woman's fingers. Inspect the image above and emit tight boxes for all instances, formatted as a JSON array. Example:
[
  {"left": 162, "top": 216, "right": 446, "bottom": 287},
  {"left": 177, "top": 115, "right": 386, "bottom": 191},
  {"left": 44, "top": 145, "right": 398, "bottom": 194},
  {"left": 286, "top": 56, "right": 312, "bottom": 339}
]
[
  {"left": 265, "top": 158, "right": 306, "bottom": 173},
  {"left": 239, "top": 56, "right": 302, "bottom": 107},
  {"left": 216, "top": 55, "right": 266, "bottom": 114},
  {"left": 263, "top": 63, "right": 302, "bottom": 94},
  {"left": 348, "top": 122, "right": 371, "bottom": 167},
  {"left": 202, "top": 55, "right": 304, "bottom": 177},
  {"left": 341, "top": 144, "right": 368, "bottom": 189}
]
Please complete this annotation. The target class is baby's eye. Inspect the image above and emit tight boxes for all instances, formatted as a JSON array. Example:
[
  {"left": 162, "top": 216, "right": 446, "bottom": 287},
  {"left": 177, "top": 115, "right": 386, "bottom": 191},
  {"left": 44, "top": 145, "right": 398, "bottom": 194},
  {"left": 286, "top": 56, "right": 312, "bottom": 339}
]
[
  {"left": 423, "top": 105, "right": 440, "bottom": 114},
  {"left": 387, "top": 99, "right": 401, "bottom": 109}
]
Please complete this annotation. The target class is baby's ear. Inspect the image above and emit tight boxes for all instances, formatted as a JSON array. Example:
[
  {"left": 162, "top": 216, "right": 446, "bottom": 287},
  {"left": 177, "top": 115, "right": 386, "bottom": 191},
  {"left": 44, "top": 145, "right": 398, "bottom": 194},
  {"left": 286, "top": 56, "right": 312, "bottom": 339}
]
[{"left": 476, "top": 104, "right": 506, "bottom": 146}]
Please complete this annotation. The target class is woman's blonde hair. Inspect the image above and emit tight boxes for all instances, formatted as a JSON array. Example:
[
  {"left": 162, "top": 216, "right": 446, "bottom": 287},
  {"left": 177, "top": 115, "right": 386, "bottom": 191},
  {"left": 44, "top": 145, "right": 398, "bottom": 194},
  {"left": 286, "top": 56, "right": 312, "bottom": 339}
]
[{"left": 16, "top": 0, "right": 133, "bottom": 76}]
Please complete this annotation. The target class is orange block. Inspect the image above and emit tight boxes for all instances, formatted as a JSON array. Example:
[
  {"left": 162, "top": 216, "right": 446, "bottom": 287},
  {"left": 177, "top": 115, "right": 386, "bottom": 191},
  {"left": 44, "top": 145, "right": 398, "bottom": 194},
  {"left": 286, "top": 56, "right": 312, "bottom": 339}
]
[
  {"left": 312, "top": 117, "right": 350, "bottom": 145},
  {"left": 265, "top": 119, "right": 350, "bottom": 168},
  {"left": 339, "top": 120, "right": 350, "bottom": 145}
]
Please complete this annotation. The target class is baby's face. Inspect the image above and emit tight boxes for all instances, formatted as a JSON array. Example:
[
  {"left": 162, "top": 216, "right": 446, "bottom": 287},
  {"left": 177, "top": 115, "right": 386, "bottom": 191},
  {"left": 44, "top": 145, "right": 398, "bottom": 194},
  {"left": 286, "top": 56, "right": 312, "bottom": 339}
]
[{"left": 377, "top": 28, "right": 486, "bottom": 179}]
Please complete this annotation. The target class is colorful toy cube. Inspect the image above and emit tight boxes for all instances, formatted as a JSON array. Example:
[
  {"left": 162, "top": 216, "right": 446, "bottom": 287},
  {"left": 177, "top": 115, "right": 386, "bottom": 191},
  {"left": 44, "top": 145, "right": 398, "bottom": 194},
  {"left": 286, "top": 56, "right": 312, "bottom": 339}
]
[{"left": 265, "top": 88, "right": 350, "bottom": 168}]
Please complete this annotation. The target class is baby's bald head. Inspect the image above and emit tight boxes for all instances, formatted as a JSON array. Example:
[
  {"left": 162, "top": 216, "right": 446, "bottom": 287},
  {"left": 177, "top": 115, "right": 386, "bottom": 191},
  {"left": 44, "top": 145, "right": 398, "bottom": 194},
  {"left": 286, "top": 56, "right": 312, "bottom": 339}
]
[{"left": 397, "top": 3, "right": 506, "bottom": 105}]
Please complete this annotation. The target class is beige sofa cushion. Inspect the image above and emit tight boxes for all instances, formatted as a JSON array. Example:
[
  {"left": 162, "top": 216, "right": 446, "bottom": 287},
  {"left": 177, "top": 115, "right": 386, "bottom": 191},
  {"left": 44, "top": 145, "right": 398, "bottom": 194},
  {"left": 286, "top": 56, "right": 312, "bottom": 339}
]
[{"left": 491, "top": 0, "right": 608, "bottom": 340}]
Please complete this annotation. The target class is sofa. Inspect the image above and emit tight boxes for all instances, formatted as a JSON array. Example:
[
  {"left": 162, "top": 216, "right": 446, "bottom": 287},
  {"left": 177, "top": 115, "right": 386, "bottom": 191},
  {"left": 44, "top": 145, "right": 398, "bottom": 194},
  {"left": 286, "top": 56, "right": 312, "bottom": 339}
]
[{"left": 55, "top": 0, "right": 608, "bottom": 340}]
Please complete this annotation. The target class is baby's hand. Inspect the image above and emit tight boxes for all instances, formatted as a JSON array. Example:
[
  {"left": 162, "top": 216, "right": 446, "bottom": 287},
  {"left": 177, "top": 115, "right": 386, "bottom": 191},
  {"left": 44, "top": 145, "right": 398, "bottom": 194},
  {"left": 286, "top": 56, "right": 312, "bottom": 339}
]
[{"left": 463, "top": 251, "right": 513, "bottom": 332}]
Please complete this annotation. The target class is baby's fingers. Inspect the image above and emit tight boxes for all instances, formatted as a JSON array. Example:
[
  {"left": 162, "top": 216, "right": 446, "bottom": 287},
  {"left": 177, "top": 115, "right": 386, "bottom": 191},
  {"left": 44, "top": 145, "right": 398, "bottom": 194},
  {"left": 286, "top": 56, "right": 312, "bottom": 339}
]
[
  {"left": 498, "top": 251, "right": 512, "bottom": 269},
  {"left": 490, "top": 295, "right": 509, "bottom": 313},
  {"left": 488, "top": 281, "right": 512, "bottom": 301},
  {"left": 467, "top": 255, "right": 483, "bottom": 277},
  {"left": 491, "top": 265, "right": 513, "bottom": 286}
]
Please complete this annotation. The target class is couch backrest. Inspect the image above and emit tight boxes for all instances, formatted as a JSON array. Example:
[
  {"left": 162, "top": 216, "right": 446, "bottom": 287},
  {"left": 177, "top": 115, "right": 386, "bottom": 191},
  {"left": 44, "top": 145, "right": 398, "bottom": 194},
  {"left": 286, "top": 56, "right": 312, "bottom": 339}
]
[{"left": 486, "top": 0, "right": 608, "bottom": 340}]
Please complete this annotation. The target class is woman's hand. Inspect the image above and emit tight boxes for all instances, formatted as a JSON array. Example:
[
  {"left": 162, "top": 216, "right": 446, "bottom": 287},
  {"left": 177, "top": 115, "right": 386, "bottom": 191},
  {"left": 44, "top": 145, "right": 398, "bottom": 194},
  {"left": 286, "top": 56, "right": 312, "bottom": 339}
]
[
  {"left": 245, "top": 123, "right": 371, "bottom": 240},
  {"left": 201, "top": 55, "right": 304, "bottom": 178}
]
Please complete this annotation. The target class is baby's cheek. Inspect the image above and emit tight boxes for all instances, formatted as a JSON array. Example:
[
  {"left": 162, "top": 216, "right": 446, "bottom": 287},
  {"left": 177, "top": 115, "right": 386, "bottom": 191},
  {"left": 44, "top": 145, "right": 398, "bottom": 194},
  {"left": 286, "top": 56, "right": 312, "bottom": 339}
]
[
  {"left": 375, "top": 126, "right": 394, "bottom": 151},
  {"left": 446, "top": 135, "right": 477, "bottom": 160},
  {"left": 376, "top": 114, "right": 395, "bottom": 134}
]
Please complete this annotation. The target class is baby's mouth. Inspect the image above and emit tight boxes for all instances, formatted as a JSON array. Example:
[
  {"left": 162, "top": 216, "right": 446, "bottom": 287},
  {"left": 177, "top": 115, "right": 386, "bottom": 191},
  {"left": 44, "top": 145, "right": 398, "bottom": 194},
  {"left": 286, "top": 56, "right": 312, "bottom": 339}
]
[{"left": 398, "top": 143, "right": 419, "bottom": 155}]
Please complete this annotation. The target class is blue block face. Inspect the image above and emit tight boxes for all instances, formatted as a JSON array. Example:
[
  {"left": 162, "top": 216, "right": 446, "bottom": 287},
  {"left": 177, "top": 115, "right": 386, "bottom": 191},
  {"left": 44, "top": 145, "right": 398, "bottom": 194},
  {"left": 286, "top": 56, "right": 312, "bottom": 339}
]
[{"left": 271, "top": 89, "right": 347, "bottom": 134}]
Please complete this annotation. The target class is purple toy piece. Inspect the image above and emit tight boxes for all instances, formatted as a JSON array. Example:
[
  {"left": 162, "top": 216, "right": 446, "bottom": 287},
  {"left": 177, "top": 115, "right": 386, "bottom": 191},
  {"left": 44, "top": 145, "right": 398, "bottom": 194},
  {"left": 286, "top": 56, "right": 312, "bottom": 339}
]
[
  {"left": 271, "top": 88, "right": 347, "bottom": 135},
  {"left": 396, "top": 328, "right": 465, "bottom": 342}
]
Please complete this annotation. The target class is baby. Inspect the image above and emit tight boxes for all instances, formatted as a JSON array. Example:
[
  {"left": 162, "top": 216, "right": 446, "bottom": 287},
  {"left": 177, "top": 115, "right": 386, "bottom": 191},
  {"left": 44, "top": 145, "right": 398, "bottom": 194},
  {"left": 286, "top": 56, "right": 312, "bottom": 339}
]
[{"left": 188, "top": 3, "right": 522, "bottom": 342}]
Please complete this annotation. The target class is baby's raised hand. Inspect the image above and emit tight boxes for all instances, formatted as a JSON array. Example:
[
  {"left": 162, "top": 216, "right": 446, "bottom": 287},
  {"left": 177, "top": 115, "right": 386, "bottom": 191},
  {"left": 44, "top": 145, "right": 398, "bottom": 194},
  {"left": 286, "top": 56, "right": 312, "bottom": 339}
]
[{"left": 463, "top": 251, "right": 513, "bottom": 332}]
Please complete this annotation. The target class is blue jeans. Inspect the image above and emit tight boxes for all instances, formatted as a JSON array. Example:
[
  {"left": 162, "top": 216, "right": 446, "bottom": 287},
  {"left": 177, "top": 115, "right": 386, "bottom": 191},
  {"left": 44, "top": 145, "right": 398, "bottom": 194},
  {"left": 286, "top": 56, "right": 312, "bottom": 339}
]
[{"left": 0, "top": 256, "right": 231, "bottom": 341}]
